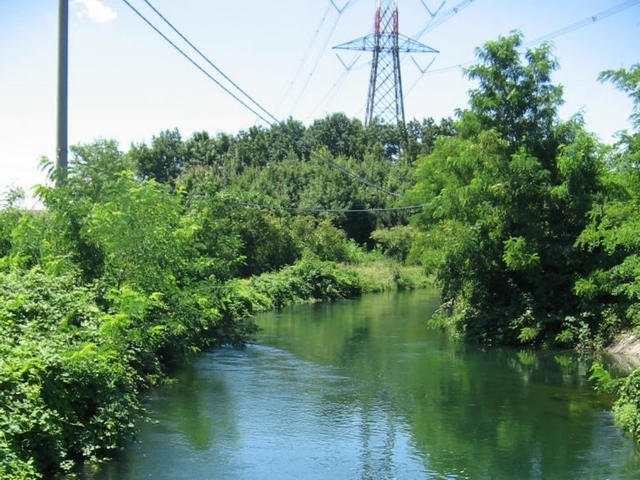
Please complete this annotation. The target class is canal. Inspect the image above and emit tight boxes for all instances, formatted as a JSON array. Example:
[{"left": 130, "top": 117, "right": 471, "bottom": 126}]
[{"left": 79, "top": 289, "right": 639, "bottom": 479}]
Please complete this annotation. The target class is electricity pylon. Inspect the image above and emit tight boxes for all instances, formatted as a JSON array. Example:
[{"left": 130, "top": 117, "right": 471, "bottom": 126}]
[{"left": 334, "top": 0, "right": 437, "bottom": 126}]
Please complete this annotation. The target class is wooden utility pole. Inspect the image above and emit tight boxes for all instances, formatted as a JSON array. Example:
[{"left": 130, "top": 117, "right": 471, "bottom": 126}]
[{"left": 56, "top": 0, "right": 68, "bottom": 185}]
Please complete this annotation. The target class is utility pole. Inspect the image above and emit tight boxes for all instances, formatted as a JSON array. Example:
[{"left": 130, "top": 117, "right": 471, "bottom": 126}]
[
  {"left": 57, "top": 0, "right": 68, "bottom": 185},
  {"left": 334, "top": 0, "right": 437, "bottom": 126}
]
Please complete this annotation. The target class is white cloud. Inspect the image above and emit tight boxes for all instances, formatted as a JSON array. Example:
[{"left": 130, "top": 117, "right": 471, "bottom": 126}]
[{"left": 71, "top": 0, "right": 117, "bottom": 24}]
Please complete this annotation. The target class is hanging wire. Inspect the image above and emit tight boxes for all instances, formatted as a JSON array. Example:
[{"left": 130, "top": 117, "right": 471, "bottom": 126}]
[
  {"left": 305, "top": 53, "right": 362, "bottom": 121},
  {"left": 275, "top": 0, "right": 335, "bottom": 116},
  {"left": 287, "top": 8, "right": 344, "bottom": 115},
  {"left": 119, "top": 0, "right": 408, "bottom": 209},
  {"left": 121, "top": 0, "right": 273, "bottom": 125},
  {"left": 232, "top": 200, "right": 428, "bottom": 214},
  {"left": 419, "top": 0, "right": 640, "bottom": 78}
]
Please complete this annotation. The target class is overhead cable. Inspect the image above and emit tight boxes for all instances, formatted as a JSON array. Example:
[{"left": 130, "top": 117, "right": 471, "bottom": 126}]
[
  {"left": 521, "top": 0, "right": 640, "bottom": 48},
  {"left": 121, "top": 0, "right": 403, "bottom": 200},
  {"left": 418, "top": 0, "right": 447, "bottom": 19},
  {"left": 288, "top": 6, "right": 345, "bottom": 115},
  {"left": 413, "top": 0, "right": 476, "bottom": 40},
  {"left": 420, "top": 0, "right": 640, "bottom": 78},
  {"left": 276, "top": 0, "right": 335, "bottom": 116},
  {"left": 233, "top": 201, "right": 428, "bottom": 214},
  {"left": 305, "top": 55, "right": 361, "bottom": 121},
  {"left": 120, "top": 0, "right": 273, "bottom": 125},
  {"left": 140, "top": 0, "right": 279, "bottom": 125}
]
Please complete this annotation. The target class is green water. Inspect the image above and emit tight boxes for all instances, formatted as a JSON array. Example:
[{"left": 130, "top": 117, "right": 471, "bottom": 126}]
[{"left": 80, "top": 290, "right": 639, "bottom": 479}]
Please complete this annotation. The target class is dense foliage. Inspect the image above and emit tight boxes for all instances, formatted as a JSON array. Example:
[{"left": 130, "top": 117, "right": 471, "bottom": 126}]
[
  {"left": 0, "top": 110, "right": 433, "bottom": 477},
  {"left": 408, "top": 33, "right": 606, "bottom": 347},
  {"left": 2, "top": 30, "right": 640, "bottom": 475},
  {"left": 406, "top": 33, "right": 640, "bottom": 441},
  {"left": 578, "top": 64, "right": 640, "bottom": 439},
  {"left": 576, "top": 65, "right": 640, "bottom": 340}
]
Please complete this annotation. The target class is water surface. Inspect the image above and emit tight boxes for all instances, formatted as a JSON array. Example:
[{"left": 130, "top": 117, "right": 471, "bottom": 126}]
[{"left": 80, "top": 290, "right": 639, "bottom": 479}]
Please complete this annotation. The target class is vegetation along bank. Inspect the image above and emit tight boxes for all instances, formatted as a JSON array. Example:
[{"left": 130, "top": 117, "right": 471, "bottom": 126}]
[{"left": 1, "top": 32, "right": 640, "bottom": 478}]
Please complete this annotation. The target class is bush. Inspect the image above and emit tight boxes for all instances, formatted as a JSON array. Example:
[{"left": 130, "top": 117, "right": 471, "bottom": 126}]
[
  {"left": 370, "top": 225, "right": 417, "bottom": 263},
  {"left": 0, "top": 270, "right": 138, "bottom": 475},
  {"left": 612, "top": 368, "right": 640, "bottom": 439},
  {"left": 248, "top": 259, "right": 362, "bottom": 307},
  {"left": 289, "top": 259, "right": 362, "bottom": 300}
]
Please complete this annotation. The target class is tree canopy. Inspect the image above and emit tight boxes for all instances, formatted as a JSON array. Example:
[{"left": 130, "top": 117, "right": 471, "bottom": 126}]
[{"left": 408, "top": 32, "right": 605, "bottom": 346}]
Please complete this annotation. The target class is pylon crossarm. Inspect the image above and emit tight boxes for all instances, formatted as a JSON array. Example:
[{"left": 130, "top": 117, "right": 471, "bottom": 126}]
[
  {"left": 334, "top": 34, "right": 437, "bottom": 54},
  {"left": 396, "top": 34, "right": 439, "bottom": 53},
  {"left": 333, "top": 35, "right": 378, "bottom": 51}
]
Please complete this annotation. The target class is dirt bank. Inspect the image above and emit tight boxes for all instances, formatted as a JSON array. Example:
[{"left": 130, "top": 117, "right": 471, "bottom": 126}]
[{"left": 606, "top": 333, "right": 640, "bottom": 371}]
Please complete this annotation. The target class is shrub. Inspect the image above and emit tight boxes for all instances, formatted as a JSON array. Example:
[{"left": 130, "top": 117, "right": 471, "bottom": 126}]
[{"left": 612, "top": 368, "right": 640, "bottom": 439}]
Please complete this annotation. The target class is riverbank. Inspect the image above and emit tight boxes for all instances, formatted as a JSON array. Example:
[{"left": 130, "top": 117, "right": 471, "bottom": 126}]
[
  {"left": 76, "top": 289, "right": 640, "bottom": 480},
  {"left": 0, "top": 258, "right": 427, "bottom": 480},
  {"left": 606, "top": 333, "right": 640, "bottom": 371}
]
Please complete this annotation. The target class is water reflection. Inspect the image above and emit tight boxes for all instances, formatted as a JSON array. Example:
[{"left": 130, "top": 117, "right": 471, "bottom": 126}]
[
  {"left": 76, "top": 290, "right": 639, "bottom": 479},
  {"left": 258, "top": 291, "right": 640, "bottom": 479}
]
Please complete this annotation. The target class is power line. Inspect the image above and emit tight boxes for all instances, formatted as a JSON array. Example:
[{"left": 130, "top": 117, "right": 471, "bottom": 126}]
[
  {"left": 140, "top": 0, "right": 279, "bottom": 125},
  {"left": 399, "top": 0, "right": 474, "bottom": 82},
  {"left": 275, "top": 0, "right": 360, "bottom": 116},
  {"left": 379, "top": 0, "right": 640, "bottom": 112},
  {"left": 413, "top": 0, "right": 477, "bottom": 40},
  {"left": 521, "top": 0, "right": 640, "bottom": 48},
  {"left": 418, "top": 0, "right": 640, "bottom": 79},
  {"left": 404, "top": 56, "right": 438, "bottom": 97},
  {"left": 305, "top": 56, "right": 360, "bottom": 121},
  {"left": 232, "top": 200, "right": 428, "bottom": 214},
  {"left": 121, "top": 0, "right": 403, "bottom": 200},
  {"left": 310, "top": 48, "right": 388, "bottom": 121},
  {"left": 275, "top": 0, "right": 334, "bottom": 116},
  {"left": 288, "top": 1, "right": 351, "bottom": 116},
  {"left": 330, "top": 0, "right": 360, "bottom": 15},
  {"left": 418, "top": 0, "right": 447, "bottom": 19},
  {"left": 120, "top": 0, "right": 273, "bottom": 125}
]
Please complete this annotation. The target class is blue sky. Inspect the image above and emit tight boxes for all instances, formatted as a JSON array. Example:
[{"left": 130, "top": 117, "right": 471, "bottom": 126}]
[{"left": 1, "top": 0, "right": 639, "bottom": 199}]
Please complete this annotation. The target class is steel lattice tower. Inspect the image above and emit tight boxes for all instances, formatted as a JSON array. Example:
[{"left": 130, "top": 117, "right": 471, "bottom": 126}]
[{"left": 334, "top": 0, "right": 437, "bottom": 126}]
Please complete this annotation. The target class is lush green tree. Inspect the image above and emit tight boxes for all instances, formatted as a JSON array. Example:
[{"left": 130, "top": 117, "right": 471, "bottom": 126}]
[
  {"left": 403, "top": 117, "right": 456, "bottom": 163},
  {"left": 0, "top": 187, "right": 27, "bottom": 261},
  {"left": 228, "top": 206, "right": 299, "bottom": 277},
  {"left": 408, "top": 32, "right": 605, "bottom": 346},
  {"left": 178, "top": 192, "right": 244, "bottom": 283},
  {"left": 229, "top": 118, "right": 306, "bottom": 172},
  {"left": 233, "top": 125, "right": 271, "bottom": 169},
  {"left": 304, "top": 113, "right": 366, "bottom": 160},
  {"left": 129, "top": 128, "right": 185, "bottom": 185},
  {"left": 85, "top": 172, "right": 183, "bottom": 294},
  {"left": 370, "top": 225, "right": 418, "bottom": 263},
  {"left": 0, "top": 269, "right": 138, "bottom": 475},
  {"left": 265, "top": 117, "right": 308, "bottom": 162},
  {"left": 464, "top": 33, "right": 563, "bottom": 159},
  {"left": 182, "top": 130, "right": 221, "bottom": 168},
  {"left": 576, "top": 64, "right": 640, "bottom": 334},
  {"left": 291, "top": 216, "right": 352, "bottom": 262},
  {"left": 600, "top": 64, "right": 640, "bottom": 130},
  {"left": 362, "top": 118, "right": 403, "bottom": 160},
  {"left": 35, "top": 140, "right": 134, "bottom": 281}
]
